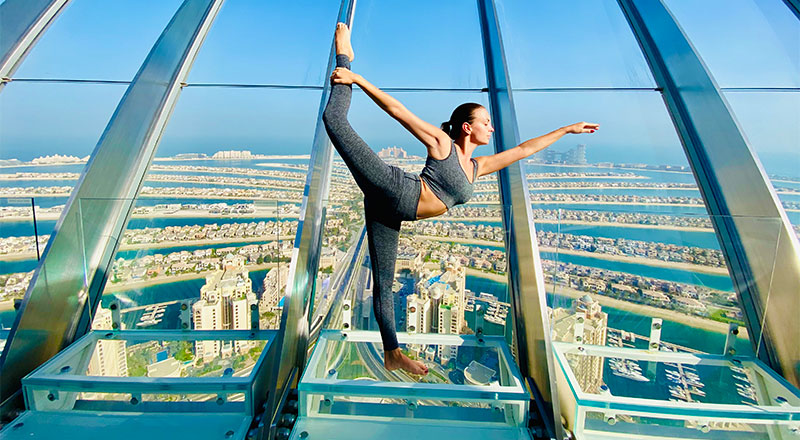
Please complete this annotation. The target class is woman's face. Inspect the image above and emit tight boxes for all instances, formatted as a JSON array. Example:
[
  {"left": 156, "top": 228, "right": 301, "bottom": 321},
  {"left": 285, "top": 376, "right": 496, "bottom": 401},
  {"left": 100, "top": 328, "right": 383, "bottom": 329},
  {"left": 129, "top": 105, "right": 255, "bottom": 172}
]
[{"left": 467, "top": 107, "right": 494, "bottom": 145}]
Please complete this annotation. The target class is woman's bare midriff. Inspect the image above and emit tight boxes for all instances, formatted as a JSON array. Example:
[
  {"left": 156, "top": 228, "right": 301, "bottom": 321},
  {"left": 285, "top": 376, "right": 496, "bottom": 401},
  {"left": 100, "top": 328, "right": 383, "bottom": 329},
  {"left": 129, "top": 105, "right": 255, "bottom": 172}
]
[{"left": 416, "top": 178, "right": 448, "bottom": 220}]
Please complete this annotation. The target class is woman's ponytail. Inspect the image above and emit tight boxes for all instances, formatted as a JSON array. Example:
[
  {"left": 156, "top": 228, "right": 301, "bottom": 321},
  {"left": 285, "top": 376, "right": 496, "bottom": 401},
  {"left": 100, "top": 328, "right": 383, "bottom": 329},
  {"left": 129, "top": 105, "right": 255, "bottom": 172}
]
[
  {"left": 442, "top": 102, "right": 484, "bottom": 139},
  {"left": 440, "top": 121, "right": 453, "bottom": 138}
]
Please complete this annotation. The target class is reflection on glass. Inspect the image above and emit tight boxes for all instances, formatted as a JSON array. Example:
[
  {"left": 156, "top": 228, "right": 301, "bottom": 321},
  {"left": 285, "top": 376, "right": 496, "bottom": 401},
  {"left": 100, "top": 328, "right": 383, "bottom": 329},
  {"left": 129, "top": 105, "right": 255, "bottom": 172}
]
[
  {"left": 664, "top": 0, "right": 800, "bottom": 88},
  {"left": 73, "top": 337, "right": 268, "bottom": 379},
  {"left": 300, "top": 332, "right": 528, "bottom": 426},
  {"left": 187, "top": 0, "right": 339, "bottom": 85},
  {"left": 724, "top": 91, "right": 800, "bottom": 231},
  {"left": 23, "top": 330, "right": 276, "bottom": 411},
  {"left": 496, "top": 0, "right": 655, "bottom": 88},
  {"left": 321, "top": 339, "right": 504, "bottom": 387},
  {"left": 351, "top": 0, "right": 486, "bottom": 88},
  {"left": 12, "top": 0, "right": 182, "bottom": 80},
  {"left": 515, "top": 91, "right": 752, "bottom": 355}
]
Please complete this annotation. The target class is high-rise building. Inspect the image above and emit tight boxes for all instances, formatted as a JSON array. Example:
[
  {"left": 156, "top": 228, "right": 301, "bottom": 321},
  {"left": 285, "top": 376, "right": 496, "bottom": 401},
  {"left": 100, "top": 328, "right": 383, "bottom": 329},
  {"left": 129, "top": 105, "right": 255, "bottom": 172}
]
[
  {"left": 377, "top": 146, "right": 407, "bottom": 159},
  {"left": 405, "top": 293, "right": 431, "bottom": 334},
  {"left": 551, "top": 295, "right": 608, "bottom": 393},
  {"left": 87, "top": 308, "right": 128, "bottom": 377},
  {"left": 193, "top": 254, "right": 258, "bottom": 360}
]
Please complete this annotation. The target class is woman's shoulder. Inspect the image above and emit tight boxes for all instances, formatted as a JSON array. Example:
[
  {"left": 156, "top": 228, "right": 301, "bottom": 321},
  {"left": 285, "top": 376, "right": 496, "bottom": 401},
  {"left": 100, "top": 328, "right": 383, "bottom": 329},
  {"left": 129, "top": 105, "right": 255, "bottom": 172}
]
[{"left": 426, "top": 139, "right": 454, "bottom": 161}]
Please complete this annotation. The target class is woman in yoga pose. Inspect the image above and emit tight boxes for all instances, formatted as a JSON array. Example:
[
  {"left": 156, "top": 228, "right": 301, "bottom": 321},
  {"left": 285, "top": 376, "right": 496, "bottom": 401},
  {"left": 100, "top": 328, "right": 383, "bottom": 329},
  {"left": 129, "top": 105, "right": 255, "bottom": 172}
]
[{"left": 323, "top": 23, "right": 598, "bottom": 375}]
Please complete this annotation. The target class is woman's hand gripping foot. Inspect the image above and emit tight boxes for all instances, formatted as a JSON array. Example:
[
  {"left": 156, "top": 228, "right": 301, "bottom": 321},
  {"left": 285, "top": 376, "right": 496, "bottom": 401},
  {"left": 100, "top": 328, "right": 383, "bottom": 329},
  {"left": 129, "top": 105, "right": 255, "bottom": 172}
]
[{"left": 384, "top": 348, "right": 429, "bottom": 375}]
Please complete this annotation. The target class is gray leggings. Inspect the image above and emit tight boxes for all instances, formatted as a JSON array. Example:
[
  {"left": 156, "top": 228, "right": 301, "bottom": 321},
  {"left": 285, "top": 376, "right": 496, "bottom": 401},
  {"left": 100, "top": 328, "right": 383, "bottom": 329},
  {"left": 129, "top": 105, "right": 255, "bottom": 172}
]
[{"left": 322, "top": 55, "right": 420, "bottom": 351}]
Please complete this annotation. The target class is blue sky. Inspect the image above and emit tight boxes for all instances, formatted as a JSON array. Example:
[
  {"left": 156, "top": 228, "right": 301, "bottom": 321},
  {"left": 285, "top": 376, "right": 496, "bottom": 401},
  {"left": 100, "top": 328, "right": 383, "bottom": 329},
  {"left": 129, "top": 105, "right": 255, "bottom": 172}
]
[{"left": 0, "top": 0, "right": 797, "bottom": 175}]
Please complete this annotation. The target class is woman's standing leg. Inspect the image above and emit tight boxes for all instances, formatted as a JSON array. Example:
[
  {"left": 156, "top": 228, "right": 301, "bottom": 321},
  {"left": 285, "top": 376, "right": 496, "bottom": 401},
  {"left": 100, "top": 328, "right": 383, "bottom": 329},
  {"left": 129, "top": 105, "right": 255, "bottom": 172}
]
[{"left": 364, "top": 199, "right": 428, "bottom": 375}]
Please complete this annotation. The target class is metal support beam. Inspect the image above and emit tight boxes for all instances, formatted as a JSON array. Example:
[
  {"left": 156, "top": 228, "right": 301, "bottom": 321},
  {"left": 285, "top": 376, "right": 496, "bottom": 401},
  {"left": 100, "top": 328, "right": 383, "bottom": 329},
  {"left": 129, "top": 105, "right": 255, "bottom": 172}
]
[
  {"left": 0, "top": 0, "right": 224, "bottom": 416},
  {"left": 784, "top": 0, "right": 800, "bottom": 21},
  {"left": 477, "top": 0, "right": 563, "bottom": 438},
  {"left": 619, "top": 0, "right": 800, "bottom": 387},
  {"left": 264, "top": 0, "right": 357, "bottom": 437},
  {"left": 0, "top": 0, "right": 70, "bottom": 92}
]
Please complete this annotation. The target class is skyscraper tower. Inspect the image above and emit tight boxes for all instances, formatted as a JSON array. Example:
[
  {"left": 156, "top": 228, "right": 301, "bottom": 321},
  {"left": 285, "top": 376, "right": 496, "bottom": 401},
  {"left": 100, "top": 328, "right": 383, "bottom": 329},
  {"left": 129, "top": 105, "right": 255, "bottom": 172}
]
[
  {"left": 88, "top": 307, "right": 128, "bottom": 377},
  {"left": 193, "top": 254, "right": 257, "bottom": 360},
  {"left": 551, "top": 295, "right": 608, "bottom": 393}
]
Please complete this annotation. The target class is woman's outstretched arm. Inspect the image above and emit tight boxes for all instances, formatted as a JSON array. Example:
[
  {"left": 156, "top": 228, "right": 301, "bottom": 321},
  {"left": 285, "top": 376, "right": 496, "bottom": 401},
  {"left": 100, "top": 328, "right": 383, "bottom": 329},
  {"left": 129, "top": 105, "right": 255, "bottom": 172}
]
[
  {"left": 474, "top": 122, "right": 599, "bottom": 177},
  {"left": 330, "top": 67, "right": 451, "bottom": 155}
]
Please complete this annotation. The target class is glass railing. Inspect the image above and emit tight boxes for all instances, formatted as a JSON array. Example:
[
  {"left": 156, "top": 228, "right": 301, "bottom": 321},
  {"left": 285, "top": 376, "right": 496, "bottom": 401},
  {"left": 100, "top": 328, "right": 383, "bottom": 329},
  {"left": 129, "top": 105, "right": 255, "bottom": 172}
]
[
  {"left": 22, "top": 329, "right": 277, "bottom": 416},
  {"left": 542, "top": 210, "right": 785, "bottom": 357},
  {"left": 0, "top": 196, "right": 51, "bottom": 353},
  {"left": 76, "top": 197, "right": 294, "bottom": 333},
  {"left": 299, "top": 330, "right": 528, "bottom": 428}
]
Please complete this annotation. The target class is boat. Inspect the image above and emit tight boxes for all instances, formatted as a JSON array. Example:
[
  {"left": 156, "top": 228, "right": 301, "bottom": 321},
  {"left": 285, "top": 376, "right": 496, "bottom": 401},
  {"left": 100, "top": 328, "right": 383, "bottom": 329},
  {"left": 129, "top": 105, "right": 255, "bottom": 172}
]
[
  {"left": 610, "top": 359, "right": 650, "bottom": 382},
  {"left": 136, "top": 319, "right": 158, "bottom": 328}
]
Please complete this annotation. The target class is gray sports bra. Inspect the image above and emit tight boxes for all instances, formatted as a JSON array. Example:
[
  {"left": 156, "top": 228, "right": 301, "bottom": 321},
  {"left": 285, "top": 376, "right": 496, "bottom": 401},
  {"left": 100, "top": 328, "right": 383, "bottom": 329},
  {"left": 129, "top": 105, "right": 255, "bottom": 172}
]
[{"left": 419, "top": 141, "right": 478, "bottom": 209}]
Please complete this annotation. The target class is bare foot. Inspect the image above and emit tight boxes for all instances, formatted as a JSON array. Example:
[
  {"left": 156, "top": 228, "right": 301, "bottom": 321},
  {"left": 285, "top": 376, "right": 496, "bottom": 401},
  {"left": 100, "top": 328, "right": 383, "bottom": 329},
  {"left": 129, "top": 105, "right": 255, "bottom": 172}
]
[
  {"left": 384, "top": 348, "right": 428, "bottom": 375},
  {"left": 335, "top": 22, "right": 354, "bottom": 62}
]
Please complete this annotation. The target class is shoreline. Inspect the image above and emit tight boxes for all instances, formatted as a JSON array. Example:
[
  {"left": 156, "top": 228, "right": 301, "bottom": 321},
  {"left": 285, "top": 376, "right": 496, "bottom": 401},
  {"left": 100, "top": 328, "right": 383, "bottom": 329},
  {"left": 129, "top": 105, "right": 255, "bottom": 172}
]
[
  {"left": 0, "top": 236, "right": 285, "bottom": 261},
  {"left": 463, "top": 268, "right": 745, "bottom": 336},
  {"left": 153, "top": 155, "right": 310, "bottom": 161},
  {"left": 0, "top": 209, "right": 300, "bottom": 223},
  {"left": 417, "top": 235, "right": 728, "bottom": 275},
  {"left": 0, "top": 263, "right": 282, "bottom": 312},
  {"left": 102, "top": 262, "right": 279, "bottom": 293},
  {"left": 526, "top": 176, "right": 648, "bottom": 180},
  {"left": 527, "top": 186, "right": 699, "bottom": 191},
  {"left": 436, "top": 217, "right": 713, "bottom": 232},
  {"left": 466, "top": 200, "right": 705, "bottom": 207}
]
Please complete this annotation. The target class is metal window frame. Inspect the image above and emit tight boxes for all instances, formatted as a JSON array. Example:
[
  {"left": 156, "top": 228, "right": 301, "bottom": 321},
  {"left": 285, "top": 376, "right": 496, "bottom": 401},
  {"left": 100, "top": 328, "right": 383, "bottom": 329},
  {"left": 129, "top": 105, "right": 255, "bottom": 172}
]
[
  {"left": 0, "top": 0, "right": 225, "bottom": 417},
  {"left": 477, "top": 0, "right": 563, "bottom": 438},
  {"left": 262, "top": 1, "right": 357, "bottom": 438},
  {"left": 784, "top": 0, "right": 800, "bottom": 20},
  {"left": 0, "top": 0, "right": 71, "bottom": 91},
  {"left": 618, "top": 0, "right": 800, "bottom": 388}
]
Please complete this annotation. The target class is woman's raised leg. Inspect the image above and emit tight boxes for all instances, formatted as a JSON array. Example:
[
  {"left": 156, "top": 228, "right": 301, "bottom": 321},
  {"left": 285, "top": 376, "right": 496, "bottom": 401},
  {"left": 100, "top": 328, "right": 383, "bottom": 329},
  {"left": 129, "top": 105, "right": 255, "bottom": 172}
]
[{"left": 322, "top": 24, "right": 396, "bottom": 196}]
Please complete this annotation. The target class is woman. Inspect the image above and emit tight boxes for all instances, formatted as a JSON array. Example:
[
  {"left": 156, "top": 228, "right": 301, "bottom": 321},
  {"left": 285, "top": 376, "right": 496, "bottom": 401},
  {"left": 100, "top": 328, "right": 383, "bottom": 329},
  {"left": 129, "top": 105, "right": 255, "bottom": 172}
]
[{"left": 323, "top": 23, "right": 598, "bottom": 375}]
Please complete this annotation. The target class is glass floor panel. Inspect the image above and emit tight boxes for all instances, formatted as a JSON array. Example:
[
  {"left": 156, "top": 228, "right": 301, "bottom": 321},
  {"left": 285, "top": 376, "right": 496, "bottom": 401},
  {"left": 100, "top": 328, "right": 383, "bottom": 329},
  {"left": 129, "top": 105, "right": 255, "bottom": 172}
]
[
  {"left": 289, "top": 417, "right": 532, "bottom": 440},
  {"left": 20, "top": 330, "right": 277, "bottom": 416},
  {"left": 296, "top": 330, "right": 530, "bottom": 434},
  {"left": 554, "top": 342, "right": 800, "bottom": 439}
]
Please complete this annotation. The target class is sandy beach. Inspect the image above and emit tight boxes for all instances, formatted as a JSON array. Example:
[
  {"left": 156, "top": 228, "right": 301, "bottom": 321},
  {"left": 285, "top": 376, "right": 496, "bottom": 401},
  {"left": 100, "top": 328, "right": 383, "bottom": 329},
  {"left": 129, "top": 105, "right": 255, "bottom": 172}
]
[
  {"left": 153, "top": 155, "right": 310, "bottom": 161},
  {"left": 464, "top": 267, "right": 745, "bottom": 336},
  {"left": 146, "top": 177, "right": 302, "bottom": 190},
  {"left": 417, "top": 235, "right": 728, "bottom": 275},
  {"left": 0, "top": 263, "right": 282, "bottom": 311},
  {"left": 103, "top": 262, "right": 279, "bottom": 293},
  {"left": 0, "top": 235, "right": 286, "bottom": 262},
  {"left": 526, "top": 175, "right": 648, "bottom": 180},
  {"left": 528, "top": 186, "right": 698, "bottom": 191},
  {"left": 0, "top": 209, "right": 301, "bottom": 223},
  {"left": 0, "top": 176, "right": 78, "bottom": 181},
  {"left": 436, "top": 217, "right": 712, "bottom": 233},
  {"left": 466, "top": 200, "right": 704, "bottom": 207}
]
